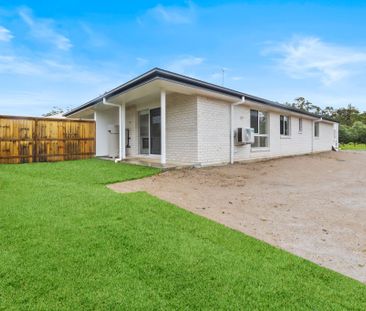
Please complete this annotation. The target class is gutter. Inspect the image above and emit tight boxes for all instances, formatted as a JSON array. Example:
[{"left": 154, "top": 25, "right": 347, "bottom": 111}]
[{"left": 230, "top": 96, "right": 246, "bottom": 164}]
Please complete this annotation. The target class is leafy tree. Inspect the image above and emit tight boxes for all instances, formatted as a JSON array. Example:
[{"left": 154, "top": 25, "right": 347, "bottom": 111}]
[
  {"left": 42, "top": 106, "right": 70, "bottom": 117},
  {"left": 322, "top": 106, "right": 335, "bottom": 118},
  {"left": 287, "top": 98, "right": 366, "bottom": 144},
  {"left": 332, "top": 104, "right": 360, "bottom": 126},
  {"left": 352, "top": 121, "right": 366, "bottom": 144},
  {"left": 287, "top": 97, "right": 322, "bottom": 114},
  {"left": 339, "top": 125, "right": 354, "bottom": 144}
]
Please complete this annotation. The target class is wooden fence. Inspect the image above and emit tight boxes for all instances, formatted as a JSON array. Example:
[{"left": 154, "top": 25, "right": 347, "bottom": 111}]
[{"left": 0, "top": 115, "right": 96, "bottom": 164}]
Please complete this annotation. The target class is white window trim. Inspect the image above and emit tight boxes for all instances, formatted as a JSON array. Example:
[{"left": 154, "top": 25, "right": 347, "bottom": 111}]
[
  {"left": 314, "top": 122, "right": 320, "bottom": 138},
  {"left": 250, "top": 110, "right": 270, "bottom": 151},
  {"left": 280, "top": 115, "right": 291, "bottom": 138},
  {"left": 298, "top": 118, "right": 303, "bottom": 134},
  {"left": 251, "top": 147, "right": 270, "bottom": 153}
]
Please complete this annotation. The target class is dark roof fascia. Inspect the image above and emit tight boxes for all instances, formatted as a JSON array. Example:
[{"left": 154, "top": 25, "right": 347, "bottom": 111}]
[{"left": 65, "top": 67, "right": 338, "bottom": 123}]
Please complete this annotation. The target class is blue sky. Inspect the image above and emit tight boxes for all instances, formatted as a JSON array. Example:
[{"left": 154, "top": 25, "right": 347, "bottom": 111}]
[{"left": 0, "top": 0, "right": 366, "bottom": 116}]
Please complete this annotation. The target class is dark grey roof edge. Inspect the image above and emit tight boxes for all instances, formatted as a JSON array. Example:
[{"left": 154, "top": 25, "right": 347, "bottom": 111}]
[{"left": 64, "top": 67, "right": 338, "bottom": 123}]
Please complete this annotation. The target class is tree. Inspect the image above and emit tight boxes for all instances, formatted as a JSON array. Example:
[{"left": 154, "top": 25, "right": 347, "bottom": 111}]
[
  {"left": 286, "top": 98, "right": 366, "bottom": 144},
  {"left": 322, "top": 106, "right": 335, "bottom": 118},
  {"left": 42, "top": 106, "right": 70, "bottom": 117},
  {"left": 339, "top": 125, "right": 353, "bottom": 144},
  {"left": 287, "top": 97, "right": 322, "bottom": 114},
  {"left": 352, "top": 121, "right": 366, "bottom": 144},
  {"left": 332, "top": 104, "right": 359, "bottom": 126}
]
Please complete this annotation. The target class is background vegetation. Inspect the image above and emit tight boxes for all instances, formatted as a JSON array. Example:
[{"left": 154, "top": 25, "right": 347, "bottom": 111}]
[{"left": 286, "top": 97, "right": 366, "bottom": 147}]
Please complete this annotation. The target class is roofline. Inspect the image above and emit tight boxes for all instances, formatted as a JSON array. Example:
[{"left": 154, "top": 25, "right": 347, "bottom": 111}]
[{"left": 64, "top": 67, "right": 338, "bottom": 123}]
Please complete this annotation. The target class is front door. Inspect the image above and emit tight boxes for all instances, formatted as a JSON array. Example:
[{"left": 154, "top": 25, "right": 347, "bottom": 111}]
[{"left": 150, "top": 108, "right": 161, "bottom": 155}]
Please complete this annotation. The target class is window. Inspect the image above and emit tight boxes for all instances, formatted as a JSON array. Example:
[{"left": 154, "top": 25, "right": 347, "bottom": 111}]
[
  {"left": 250, "top": 109, "right": 268, "bottom": 148},
  {"left": 298, "top": 118, "right": 303, "bottom": 133},
  {"left": 280, "top": 115, "right": 290, "bottom": 136},
  {"left": 314, "top": 122, "right": 320, "bottom": 137}
]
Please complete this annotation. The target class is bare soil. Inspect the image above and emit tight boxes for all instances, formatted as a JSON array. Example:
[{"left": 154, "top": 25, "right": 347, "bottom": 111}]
[{"left": 109, "top": 151, "right": 366, "bottom": 283}]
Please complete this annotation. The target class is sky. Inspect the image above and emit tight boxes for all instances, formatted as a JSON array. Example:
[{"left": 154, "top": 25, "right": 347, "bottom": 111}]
[{"left": 0, "top": 0, "right": 366, "bottom": 116}]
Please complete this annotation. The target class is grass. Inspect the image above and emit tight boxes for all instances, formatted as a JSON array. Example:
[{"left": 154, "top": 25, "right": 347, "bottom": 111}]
[
  {"left": 340, "top": 143, "right": 366, "bottom": 150},
  {"left": 0, "top": 159, "right": 365, "bottom": 310}
]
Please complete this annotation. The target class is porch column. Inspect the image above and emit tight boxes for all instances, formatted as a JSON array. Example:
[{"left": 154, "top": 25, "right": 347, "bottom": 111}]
[
  {"left": 119, "top": 102, "right": 126, "bottom": 160},
  {"left": 160, "top": 89, "right": 166, "bottom": 164}
]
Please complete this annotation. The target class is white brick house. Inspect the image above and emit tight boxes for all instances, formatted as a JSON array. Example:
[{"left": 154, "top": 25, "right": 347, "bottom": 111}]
[{"left": 65, "top": 68, "right": 339, "bottom": 166}]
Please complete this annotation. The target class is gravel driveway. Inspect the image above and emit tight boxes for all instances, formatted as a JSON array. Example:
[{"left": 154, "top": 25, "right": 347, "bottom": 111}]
[{"left": 109, "top": 151, "right": 366, "bottom": 283}]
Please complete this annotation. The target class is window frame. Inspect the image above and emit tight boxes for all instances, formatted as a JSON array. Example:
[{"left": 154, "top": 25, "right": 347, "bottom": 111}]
[
  {"left": 298, "top": 118, "right": 303, "bottom": 133},
  {"left": 314, "top": 122, "right": 320, "bottom": 138},
  {"left": 280, "top": 115, "right": 291, "bottom": 137},
  {"left": 250, "top": 109, "right": 269, "bottom": 149}
]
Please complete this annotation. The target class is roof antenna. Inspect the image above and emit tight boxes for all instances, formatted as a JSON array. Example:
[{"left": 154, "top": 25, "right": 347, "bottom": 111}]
[{"left": 221, "top": 68, "right": 225, "bottom": 86}]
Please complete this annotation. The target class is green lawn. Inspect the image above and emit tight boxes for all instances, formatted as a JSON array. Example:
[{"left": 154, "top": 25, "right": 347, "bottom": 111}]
[
  {"left": 340, "top": 143, "right": 366, "bottom": 150},
  {"left": 0, "top": 159, "right": 365, "bottom": 310}
]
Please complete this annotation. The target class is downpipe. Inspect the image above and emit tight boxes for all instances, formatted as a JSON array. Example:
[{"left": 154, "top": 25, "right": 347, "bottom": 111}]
[{"left": 230, "top": 96, "right": 246, "bottom": 164}]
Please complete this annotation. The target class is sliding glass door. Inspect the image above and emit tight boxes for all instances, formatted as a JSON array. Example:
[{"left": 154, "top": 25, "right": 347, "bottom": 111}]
[
  {"left": 150, "top": 108, "right": 161, "bottom": 155},
  {"left": 138, "top": 108, "right": 161, "bottom": 155},
  {"left": 138, "top": 111, "right": 149, "bottom": 154}
]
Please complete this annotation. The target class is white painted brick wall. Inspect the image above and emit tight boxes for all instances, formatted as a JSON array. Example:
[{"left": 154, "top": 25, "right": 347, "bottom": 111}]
[
  {"left": 197, "top": 96, "right": 231, "bottom": 164},
  {"left": 166, "top": 94, "right": 198, "bottom": 164},
  {"left": 125, "top": 106, "right": 138, "bottom": 157},
  {"left": 233, "top": 102, "right": 335, "bottom": 161},
  {"left": 121, "top": 95, "right": 337, "bottom": 165},
  {"left": 313, "top": 122, "right": 336, "bottom": 152},
  {"left": 124, "top": 94, "right": 198, "bottom": 163}
]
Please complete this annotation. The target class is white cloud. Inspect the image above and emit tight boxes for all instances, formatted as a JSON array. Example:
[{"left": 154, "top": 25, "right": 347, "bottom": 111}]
[
  {"left": 136, "top": 57, "right": 148, "bottom": 67},
  {"left": 142, "top": 2, "right": 196, "bottom": 25},
  {"left": 18, "top": 7, "right": 72, "bottom": 51},
  {"left": 0, "top": 55, "right": 43, "bottom": 75},
  {"left": 0, "top": 26, "right": 13, "bottom": 42},
  {"left": 264, "top": 36, "right": 366, "bottom": 85},
  {"left": 0, "top": 54, "right": 106, "bottom": 84},
  {"left": 167, "top": 56, "right": 204, "bottom": 73}
]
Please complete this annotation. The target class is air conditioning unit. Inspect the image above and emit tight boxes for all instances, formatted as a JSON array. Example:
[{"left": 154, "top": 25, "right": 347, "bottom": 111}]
[
  {"left": 243, "top": 128, "right": 255, "bottom": 144},
  {"left": 235, "top": 128, "right": 255, "bottom": 145},
  {"left": 234, "top": 128, "right": 244, "bottom": 145}
]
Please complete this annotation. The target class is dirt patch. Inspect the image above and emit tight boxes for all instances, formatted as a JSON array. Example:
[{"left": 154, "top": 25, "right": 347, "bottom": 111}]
[{"left": 109, "top": 151, "right": 366, "bottom": 283}]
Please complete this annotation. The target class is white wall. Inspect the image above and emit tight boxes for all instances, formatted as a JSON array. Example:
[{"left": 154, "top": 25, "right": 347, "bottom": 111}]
[
  {"left": 95, "top": 108, "right": 119, "bottom": 156},
  {"left": 313, "top": 122, "right": 337, "bottom": 152},
  {"left": 124, "top": 94, "right": 199, "bottom": 164},
  {"left": 97, "top": 95, "right": 337, "bottom": 164},
  {"left": 232, "top": 103, "right": 336, "bottom": 162},
  {"left": 166, "top": 94, "right": 198, "bottom": 164},
  {"left": 197, "top": 96, "right": 231, "bottom": 165},
  {"left": 126, "top": 105, "right": 138, "bottom": 157}
]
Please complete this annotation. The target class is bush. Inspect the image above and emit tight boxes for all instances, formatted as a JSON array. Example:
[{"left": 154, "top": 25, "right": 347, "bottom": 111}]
[{"left": 339, "top": 122, "right": 366, "bottom": 144}]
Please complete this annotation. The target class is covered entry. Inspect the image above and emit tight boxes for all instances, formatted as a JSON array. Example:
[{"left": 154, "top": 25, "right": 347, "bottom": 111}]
[{"left": 138, "top": 107, "right": 161, "bottom": 155}]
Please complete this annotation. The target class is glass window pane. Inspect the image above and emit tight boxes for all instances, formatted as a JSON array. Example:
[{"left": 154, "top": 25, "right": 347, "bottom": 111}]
[
  {"left": 253, "top": 136, "right": 260, "bottom": 148},
  {"left": 281, "top": 115, "right": 290, "bottom": 136},
  {"left": 260, "top": 136, "right": 268, "bottom": 147},
  {"left": 250, "top": 110, "right": 258, "bottom": 134},
  {"left": 314, "top": 123, "right": 319, "bottom": 137},
  {"left": 299, "top": 118, "right": 303, "bottom": 132},
  {"left": 284, "top": 116, "right": 289, "bottom": 136},
  {"left": 259, "top": 112, "right": 267, "bottom": 134}
]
